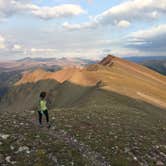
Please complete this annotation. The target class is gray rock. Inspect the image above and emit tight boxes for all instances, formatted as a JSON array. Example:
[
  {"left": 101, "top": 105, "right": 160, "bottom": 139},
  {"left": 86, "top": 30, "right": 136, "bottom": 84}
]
[
  {"left": 0, "top": 134, "right": 10, "bottom": 140},
  {"left": 16, "top": 146, "right": 30, "bottom": 154},
  {"left": 10, "top": 145, "right": 15, "bottom": 150},
  {"left": 5, "top": 156, "right": 11, "bottom": 163},
  {"left": 156, "top": 161, "right": 164, "bottom": 166},
  {"left": 124, "top": 147, "right": 130, "bottom": 153},
  {"left": 5, "top": 156, "right": 16, "bottom": 164}
]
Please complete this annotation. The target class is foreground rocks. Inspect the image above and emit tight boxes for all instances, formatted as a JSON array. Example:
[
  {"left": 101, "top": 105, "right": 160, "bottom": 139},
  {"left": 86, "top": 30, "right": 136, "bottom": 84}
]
[{"left": 0, "top": 109, "right": 166, "bottom": 166}]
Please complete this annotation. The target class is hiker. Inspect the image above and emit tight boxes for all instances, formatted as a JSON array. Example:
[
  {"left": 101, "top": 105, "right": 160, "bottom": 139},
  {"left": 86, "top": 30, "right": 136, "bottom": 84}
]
[{"left": 38, "top": 91, "right": 50, "bottom": 128}]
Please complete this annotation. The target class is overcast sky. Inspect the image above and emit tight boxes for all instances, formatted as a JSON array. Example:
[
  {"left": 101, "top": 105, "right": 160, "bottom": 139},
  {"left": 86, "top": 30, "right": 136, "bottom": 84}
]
[{"left": 0, "top": 0, "right": 166, "bottom": 60}]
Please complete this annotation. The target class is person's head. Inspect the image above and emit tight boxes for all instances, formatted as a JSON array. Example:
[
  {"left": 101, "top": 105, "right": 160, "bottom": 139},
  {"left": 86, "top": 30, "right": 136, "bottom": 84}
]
[{"left": 40, "top": 91, "right": 46, "bottom": 99}]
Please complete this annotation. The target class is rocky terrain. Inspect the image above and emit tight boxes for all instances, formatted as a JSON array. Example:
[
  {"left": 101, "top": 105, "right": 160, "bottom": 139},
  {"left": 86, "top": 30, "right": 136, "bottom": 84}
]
[
  {"left": 0, "top": 55, "right": 166, "bottom": 166},
  {"left": 1, "top": 88, "right": 166, "bottom": 166}
]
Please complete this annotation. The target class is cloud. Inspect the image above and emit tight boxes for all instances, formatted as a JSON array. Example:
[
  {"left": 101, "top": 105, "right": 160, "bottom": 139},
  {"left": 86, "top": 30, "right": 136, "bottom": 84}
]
[
  {"left": 97, "top": 0, "right": 166, "bottom": 21},
  {"left": 0, "top": 0, "right": 16, "bottom": 18},
  {"left": 0, "top": 35, "right": 6, "bottom": 49},
  {"left": 22, "top": 47, "right": 57, "bottom": 58},
  {"left": 117, "top": 20, "right": 131, "bottom": 28},
  {"left": 63, "top": 0, "right": 166, "bottom": 30},
  {"left": 62, "top": 21, "right": 97, "bottom": 30},
  {"left": 27, "top": 4, "right": 85, "bottom": 19},
  {"left": 0, "top": 0, "right": 85, "bottom": 20},
  {"left": 127, "top": 24, "right": 166, "bottom": 52},
  {"left": 12, "top": 44, "right": 22, "bottom": 50}
]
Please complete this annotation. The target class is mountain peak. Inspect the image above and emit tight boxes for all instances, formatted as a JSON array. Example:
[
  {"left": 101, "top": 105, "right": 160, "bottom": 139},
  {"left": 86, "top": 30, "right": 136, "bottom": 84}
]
[{"left": 99, "top": 55, "right": 116, "bottom": 66}]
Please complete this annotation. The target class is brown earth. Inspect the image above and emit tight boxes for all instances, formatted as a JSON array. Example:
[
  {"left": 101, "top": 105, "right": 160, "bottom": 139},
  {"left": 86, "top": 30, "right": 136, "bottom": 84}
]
[{"left": 15, "top": 55, "right": 166, "bottom": 108}]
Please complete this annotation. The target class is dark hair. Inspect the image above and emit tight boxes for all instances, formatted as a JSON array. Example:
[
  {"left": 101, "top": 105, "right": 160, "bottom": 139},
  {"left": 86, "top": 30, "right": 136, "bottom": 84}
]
[{"left": 40, "top": 91, "right": 46, "bottom": 99}]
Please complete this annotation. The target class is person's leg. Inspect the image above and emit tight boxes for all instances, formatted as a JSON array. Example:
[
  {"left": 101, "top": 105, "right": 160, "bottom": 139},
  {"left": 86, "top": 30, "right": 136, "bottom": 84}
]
[
  {"left": 38, "top": 111, "right": 42, "bottom": 125},
  {"left": 44, "top": 110, "right": 50, "bottom": 128},
  {"left": 44, "top": 110, "right": 49, "bottom": 123}
]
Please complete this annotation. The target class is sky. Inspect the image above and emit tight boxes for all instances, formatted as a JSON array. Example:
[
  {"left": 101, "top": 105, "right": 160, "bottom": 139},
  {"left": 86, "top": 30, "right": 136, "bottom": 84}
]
[{"left": 0, "top": 0, "right": 166, "bottom": 60}]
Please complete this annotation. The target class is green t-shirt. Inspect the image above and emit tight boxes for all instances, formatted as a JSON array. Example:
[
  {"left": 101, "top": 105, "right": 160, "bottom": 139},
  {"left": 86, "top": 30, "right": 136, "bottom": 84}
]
[{"left": 40, "top": 99, "right": 47, "bottom": 111}]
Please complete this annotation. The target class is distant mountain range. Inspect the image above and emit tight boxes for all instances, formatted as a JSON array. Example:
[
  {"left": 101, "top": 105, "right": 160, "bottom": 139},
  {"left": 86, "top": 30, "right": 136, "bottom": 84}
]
[
  {"left": 123, "top": 56, "right": 166, "bottom": 75},
  {"left": 1, "top": 56, "right": 165, "bottom": 74},
  {"left": 124, "top": 56, "right": 166, "bottom": 63},
  {"left": 142, "top": 60, "right": 166, "bottom": 76},
  {"left": 0, "top": 55, "right": 165, "bottom": 99},
  {"left": 0, "top": 57, "right": 96, "bottom": 73},
  {"left": 0, "top": 57, "right": 96, "bottom": 97}
]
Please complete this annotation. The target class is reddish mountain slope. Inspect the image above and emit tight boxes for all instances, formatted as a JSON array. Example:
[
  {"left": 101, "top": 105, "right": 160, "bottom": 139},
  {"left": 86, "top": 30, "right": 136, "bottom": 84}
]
[{"left": 15, "top": 55, "right": 166, "bottom": 108}]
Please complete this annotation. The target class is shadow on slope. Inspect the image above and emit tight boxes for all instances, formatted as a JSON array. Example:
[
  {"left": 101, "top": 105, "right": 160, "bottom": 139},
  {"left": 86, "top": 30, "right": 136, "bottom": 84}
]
[
  {"left": 0, "top": 79, "right": 165, "bottom": 115},
  {"left": 0, "top": 79, "right": 94, "bottom": 112}
]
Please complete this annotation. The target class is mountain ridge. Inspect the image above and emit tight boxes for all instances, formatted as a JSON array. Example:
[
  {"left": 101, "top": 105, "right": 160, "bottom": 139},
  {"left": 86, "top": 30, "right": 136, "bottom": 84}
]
[
  {"left": 1, "top": 79, "right": 166, "bottom": 165},
  {"left": 1, "top": 55, "right": 166, "bottom": 165},
  {"left": 13, "top": 55, "right": 166, "bottom": 109}
]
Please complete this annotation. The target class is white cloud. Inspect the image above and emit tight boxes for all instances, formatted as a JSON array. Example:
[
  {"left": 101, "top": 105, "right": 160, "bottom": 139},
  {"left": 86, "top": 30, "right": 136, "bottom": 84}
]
[
  {"left": 111, "top": 48, "right": 141, "bottom": 57},
  {"left": 0, "top": 0, "right": 85, "bottom": 20},
  {"left": 95, "top": 0, "right": 166, "bottom": 22},
  {"left": 126, "top": 24, "right": 166, "bottom": 52},
  {"left": 13, "top": 44, "right": 22, "bottom": 50},
  {"left": 129, "top": 24, "right": 166, "bottom": 39},
  {"left": 117, "top": 20, "right": 131, "bottom": 28},
  {"left": 0, "top": 0, "right": 15, "bottom": 18},
  {"left": 62, "top": 21, "right": 97, "bottom": 30},
  {"left": 30, "top": 48, "right": 57, "bottom": 53},
  {"left": 27, "top": 4, "right": 85, "bottom": 19},
  {"left": 0, "top": 35, "right": 6, "bottom": 49},
  {"left": 63, "top": 0, "right": 166, "bottom": 30}
]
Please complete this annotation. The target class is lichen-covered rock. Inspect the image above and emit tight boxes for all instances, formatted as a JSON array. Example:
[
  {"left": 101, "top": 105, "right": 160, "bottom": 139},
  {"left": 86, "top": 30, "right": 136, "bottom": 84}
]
[
  {"left": 0, "top": 133, "right": 10, "bottom": 140},
  {"left": 16, "top": 146, "right": 30, "bottom": 154}
]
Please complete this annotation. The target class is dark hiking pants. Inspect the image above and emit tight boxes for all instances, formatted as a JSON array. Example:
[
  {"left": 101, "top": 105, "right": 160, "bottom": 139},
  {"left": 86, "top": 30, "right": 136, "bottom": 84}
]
[{"left": 38, "top": 110, "right": 49, "bottom": 124}]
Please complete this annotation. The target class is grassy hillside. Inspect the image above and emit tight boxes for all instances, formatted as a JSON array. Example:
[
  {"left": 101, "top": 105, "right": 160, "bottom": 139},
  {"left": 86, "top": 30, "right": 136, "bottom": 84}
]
[
  {"left": 0, "top": 67, "right": 61, "bottom": 98},
  {"left": 0, "top": 70, "right": 22, "bottom": 99},
  {"left": 0, "top": 80, "right": 166, "bottom": 165},
  {"left": 0, "top": 70, "right": 22, "bottom": 86}
]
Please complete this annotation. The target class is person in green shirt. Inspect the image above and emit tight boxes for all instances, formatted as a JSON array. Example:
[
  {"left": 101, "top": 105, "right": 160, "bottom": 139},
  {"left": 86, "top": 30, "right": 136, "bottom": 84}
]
[{"left": 38, "top": 91, "right": 50, "bottom": 128}]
